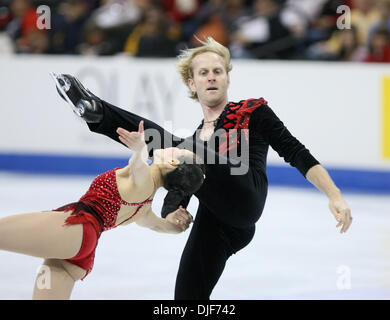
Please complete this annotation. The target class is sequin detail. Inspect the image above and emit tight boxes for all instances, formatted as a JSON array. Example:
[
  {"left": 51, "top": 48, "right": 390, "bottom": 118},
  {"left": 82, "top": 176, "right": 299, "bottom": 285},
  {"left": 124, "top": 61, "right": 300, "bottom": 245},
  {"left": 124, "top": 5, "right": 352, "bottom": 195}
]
[{"left": 79, "top": 168, "right": 153, "bottom": 231}]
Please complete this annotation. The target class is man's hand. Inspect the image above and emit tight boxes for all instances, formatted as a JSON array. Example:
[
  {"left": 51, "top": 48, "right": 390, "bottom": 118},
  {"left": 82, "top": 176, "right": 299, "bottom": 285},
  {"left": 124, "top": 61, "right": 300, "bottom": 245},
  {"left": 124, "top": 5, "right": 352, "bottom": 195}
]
[
  {"left": 329, "top": 196, "right": 352, "bottom": 234},
  {"left": 305, "top": 164, "right": 353, "bottom": 234},
  {"left": 117, "top": 121, "right": 146, "bottom": 152},
  {"left": 166, "top": 206, "right": 194, "bottom": 232}
]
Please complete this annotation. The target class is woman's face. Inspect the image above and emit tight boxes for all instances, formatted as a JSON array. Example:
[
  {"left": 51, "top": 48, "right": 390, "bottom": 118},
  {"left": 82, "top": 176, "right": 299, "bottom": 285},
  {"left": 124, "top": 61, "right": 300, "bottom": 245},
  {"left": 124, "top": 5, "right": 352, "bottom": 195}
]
[{"left": 153, "top": 147, "right": 194, "bottom": 166}]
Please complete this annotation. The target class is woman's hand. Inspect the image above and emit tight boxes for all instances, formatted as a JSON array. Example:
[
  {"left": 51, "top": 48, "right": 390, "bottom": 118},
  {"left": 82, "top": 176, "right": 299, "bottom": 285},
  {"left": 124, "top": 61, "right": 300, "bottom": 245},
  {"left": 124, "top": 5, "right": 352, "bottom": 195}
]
[
  {"left": 166, "top": 206, "right": 194, "bottom": 232},
  {"left": 117, "top": 121, "right": 146, "bottom": 152}
]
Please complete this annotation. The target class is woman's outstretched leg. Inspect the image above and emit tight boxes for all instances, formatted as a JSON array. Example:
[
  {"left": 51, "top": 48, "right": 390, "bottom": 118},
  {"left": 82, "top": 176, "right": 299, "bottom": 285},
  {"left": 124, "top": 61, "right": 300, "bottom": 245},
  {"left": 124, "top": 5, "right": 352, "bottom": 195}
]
[
  {"left": 0, "top": 210, "right": 86, "bottom": 299},
  {"left": 0, "top": 210, "right": 83, "bottom": 259}
]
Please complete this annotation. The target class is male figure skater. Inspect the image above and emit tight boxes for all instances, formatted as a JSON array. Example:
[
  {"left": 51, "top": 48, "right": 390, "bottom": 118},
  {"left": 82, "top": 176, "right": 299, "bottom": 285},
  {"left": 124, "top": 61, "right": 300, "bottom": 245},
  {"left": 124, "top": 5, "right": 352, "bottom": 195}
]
[{"left": 52, "top": 37, "right": 352, "bottom": 300}]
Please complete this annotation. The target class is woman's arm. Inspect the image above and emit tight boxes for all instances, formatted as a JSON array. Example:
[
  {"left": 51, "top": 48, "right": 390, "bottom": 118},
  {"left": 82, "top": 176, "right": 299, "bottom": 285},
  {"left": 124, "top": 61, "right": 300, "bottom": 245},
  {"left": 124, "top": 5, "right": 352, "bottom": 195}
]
[
  {"left": 135, "top": 208, "right": 188, "bottom": 234},
  {"left": 117, "top": 121, "right": 151, "bottom": 186},
  {"left": 127, "top": 145, "right": 150, "bottom": 187}
]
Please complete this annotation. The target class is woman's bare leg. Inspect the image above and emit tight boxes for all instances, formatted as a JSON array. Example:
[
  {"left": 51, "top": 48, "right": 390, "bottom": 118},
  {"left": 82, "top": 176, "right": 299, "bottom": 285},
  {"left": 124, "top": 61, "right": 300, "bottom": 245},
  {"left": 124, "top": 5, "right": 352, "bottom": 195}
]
[
  {"left": 0, "top": 210, "right": 83, "bottom": 259},
  {"left": 0, "top": 210, "right": 87, "bottom": 299},
  {"left": 32, "top": 259, "right": 86, "bottom": 300}
]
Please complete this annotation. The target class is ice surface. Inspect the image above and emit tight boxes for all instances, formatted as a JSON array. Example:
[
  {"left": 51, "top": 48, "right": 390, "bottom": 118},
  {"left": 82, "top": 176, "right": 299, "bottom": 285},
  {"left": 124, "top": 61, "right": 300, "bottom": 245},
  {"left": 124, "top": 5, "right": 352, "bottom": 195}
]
[{"left": 0, "top": 173, "right": 389, "bottom": 300}]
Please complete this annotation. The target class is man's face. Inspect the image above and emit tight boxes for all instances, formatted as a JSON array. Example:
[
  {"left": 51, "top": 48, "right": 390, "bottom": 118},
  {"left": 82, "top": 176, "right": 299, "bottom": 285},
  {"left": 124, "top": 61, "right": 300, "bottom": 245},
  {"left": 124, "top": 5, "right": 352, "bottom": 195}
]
[{"left": 188, "top": 52, "right": 230, "bottom": 107}]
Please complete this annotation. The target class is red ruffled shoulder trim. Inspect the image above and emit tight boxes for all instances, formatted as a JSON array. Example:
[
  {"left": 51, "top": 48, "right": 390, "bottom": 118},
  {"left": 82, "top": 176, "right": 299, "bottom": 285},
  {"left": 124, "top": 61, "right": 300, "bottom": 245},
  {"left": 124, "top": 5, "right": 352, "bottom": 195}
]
[{"left": 219, "top": 98, "right": 268, "bottom": 155}]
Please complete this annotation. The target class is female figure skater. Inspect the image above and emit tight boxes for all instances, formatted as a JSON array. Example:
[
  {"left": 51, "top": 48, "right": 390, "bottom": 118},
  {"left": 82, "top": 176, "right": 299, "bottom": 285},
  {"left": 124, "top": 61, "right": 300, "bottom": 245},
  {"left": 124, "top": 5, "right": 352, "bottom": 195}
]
[{"left": 0, "top": 121, "right": 205, "bottom": 300}]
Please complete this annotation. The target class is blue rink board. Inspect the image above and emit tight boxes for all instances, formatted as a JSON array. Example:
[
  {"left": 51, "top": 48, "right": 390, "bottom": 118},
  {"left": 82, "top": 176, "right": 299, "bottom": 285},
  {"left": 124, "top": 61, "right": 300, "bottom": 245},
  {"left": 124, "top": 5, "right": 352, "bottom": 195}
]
[{"left": 0, "top": 152, "right": 389, "bottom": 194}]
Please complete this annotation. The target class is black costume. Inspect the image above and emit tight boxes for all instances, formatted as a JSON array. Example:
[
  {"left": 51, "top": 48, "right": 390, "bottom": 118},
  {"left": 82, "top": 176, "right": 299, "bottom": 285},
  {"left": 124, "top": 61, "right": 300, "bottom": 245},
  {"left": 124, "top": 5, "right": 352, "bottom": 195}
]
[{"left": 87, "top": 97, "right": 319, "bottom": 299}]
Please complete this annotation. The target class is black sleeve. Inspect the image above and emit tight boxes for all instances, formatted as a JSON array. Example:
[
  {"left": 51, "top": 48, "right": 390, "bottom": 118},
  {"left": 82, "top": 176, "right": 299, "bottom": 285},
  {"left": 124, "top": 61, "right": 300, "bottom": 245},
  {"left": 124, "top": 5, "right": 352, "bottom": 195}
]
[
  {"left": 252, "top": 105, "right": 320, "bottom": 177},
  {"left": 161, "top": 192, "right": 192, "bottom": 218}
]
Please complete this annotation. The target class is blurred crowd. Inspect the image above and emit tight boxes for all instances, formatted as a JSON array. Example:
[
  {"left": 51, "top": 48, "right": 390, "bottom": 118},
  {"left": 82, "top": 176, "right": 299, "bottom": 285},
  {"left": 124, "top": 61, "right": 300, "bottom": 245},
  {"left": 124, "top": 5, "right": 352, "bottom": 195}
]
[{"left": 0, "top": 0, "right": 389, "bottom": 62}]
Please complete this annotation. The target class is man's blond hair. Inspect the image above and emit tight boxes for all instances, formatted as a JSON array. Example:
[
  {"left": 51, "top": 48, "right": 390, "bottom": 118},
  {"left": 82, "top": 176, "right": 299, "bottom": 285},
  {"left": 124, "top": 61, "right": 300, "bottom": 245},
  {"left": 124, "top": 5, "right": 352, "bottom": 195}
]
[{"left": 177, "top": 37, "right": 232, "bottom": 100}]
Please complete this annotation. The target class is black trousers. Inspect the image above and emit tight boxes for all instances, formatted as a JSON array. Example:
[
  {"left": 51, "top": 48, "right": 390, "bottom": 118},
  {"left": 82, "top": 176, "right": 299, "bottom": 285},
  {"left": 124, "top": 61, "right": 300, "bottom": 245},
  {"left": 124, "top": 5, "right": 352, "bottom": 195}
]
[{"left": 88, "top": 101, "right": 268, "bottom": 299}]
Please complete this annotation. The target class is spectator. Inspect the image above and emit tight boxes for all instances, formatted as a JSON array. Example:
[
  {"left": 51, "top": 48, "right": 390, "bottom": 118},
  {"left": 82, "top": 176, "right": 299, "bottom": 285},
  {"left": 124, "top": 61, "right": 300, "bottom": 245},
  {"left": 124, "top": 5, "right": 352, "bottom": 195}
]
[
  {"left": 332, "top": 27, "right": 368, "bottom": 60},
  {"left": 221, "top": 0, "right": 250, "bottom": 34},
  {"left": 191, "top": 14, "right": 228, "bottom": 47},
  {"left": 162, "top": 0, "right": 201, "bottom": 23},
  {"left": 91, "top": 0, "right": 149, "bottom": 29},
  {"left": 364, "top": 26, "right": 390, "bottom": 61},
  {"left": 188, "top": 0, "right": 229, "bottom": 47},
  {"left": 86, "top": 0, "right": 154, "bottom": 56},
  {"left": 48, "top": 0, "right": 92, "bottom": 54},
  {"left": 304, "top": 0, "right": 346, "bottom": 46},
  {"left": 5, "top": 0, "right": 42, "bottom": 53},
  {"left": 350, "top": 0, "right": 381, "bottom": 45},
  {"left": 78, "top": 21, "right": 114, "bottom": 55},
  {"left": 305, "top": 0, "right": 381, "bottom": 60},
  {"left": 123, "top": 4, "right": 180, "bottom": 57},
  {"left": 230, "top": 0, "right": 296, "bottom": 59},
  {"left": 0, "top": 4, "right": 12, "bottom": 30},
  {"left": 161, "top": 0, "right": 201, "bottom": 43},
  {"left": 0, "top": 0, "right": 386, "bottom": 63},
  {"left": 368, "top": 0, "right": 390, "bottom": 40},
  {"left": 26, "top": 29, "right": 49, "bottom": 54},
  {"left": 188, "top": 0, "right": 249, "bottom": 47},
  {"left": 280, "top": 0, "right": 328, "bottom": 39}
]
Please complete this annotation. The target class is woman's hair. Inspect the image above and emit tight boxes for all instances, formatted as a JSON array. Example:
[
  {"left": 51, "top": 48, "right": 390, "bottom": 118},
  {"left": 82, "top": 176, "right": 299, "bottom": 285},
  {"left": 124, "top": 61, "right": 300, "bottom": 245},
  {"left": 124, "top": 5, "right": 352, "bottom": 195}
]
[
  {"left": 162, "top": 153, "right": 206, "bottom": 197},
  {"left": 177, "top": 37, "right": 232, "bottom": 100}
]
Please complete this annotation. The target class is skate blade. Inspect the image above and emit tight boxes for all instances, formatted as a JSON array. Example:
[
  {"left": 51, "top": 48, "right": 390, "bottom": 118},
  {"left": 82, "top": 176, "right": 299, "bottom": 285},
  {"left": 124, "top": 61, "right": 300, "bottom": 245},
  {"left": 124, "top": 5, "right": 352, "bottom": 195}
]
[{"left": 50, "top": 72, "right": 82, "bottom": 117}]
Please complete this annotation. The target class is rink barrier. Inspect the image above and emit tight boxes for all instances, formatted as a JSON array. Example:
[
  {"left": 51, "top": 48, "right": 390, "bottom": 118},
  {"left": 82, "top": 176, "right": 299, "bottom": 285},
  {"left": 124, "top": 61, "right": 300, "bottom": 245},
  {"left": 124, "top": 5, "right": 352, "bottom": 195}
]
[{"left": 0, "top": 152, "right": 389, "bottom": 194}]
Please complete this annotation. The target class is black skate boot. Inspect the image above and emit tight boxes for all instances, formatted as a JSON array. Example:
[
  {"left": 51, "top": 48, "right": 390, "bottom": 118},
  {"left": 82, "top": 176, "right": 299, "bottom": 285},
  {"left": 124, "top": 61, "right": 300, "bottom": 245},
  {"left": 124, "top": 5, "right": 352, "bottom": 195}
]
[{"left": 51, "top": 73, "right": 103, "bottom": 123}]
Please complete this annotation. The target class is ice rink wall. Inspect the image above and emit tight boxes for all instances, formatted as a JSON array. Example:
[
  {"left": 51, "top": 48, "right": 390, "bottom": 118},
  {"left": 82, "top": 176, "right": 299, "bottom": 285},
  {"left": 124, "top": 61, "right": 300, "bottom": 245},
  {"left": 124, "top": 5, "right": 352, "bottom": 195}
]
[{"left": 1, "top": 55, "right": 390, "bottom": 193}]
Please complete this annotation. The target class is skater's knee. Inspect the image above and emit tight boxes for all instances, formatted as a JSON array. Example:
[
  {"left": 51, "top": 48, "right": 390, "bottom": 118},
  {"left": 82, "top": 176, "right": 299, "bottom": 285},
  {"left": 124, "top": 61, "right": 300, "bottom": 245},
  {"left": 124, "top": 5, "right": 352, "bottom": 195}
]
[
  {"left": 33, "top": 259, "right": 82, "bottom": 300},
  {"left": 59, "top": 260, "right": 87, "bottom": 281},
  {"left": 40, "top": 259, "right": 86, "bottom": 282}
]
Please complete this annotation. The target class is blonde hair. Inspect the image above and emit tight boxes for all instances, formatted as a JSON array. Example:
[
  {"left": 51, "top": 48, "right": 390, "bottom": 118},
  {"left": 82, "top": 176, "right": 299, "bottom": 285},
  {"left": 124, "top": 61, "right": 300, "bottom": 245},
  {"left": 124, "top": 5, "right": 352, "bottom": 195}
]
[{"left": 177, "top": 37, "right": 232, "bottom": 100}]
